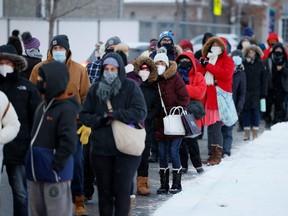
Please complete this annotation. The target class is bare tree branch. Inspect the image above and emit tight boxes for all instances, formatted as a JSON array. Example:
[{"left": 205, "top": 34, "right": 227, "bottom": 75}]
[{"left": 55, "top": 0, "right": 94, "bottom": 19}]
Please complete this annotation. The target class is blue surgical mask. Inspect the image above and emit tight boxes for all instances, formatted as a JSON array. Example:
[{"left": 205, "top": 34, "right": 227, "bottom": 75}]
[
  {"left": 103, "top": 71, "right": 118, "bottom": 84},
  {"left": 52, "top": 51, "right": 66, "bottom": 63},
  {"left": 232, "top": 56, "right": 242, "bottom": 66}
]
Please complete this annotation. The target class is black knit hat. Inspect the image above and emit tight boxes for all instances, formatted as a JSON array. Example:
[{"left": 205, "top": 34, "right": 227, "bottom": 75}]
[
  {"left": 0, "top": 45, "right": 27, "bottom": 72},
  {"left": 50, "top": 35, "right": 70, "bottom": 52}
]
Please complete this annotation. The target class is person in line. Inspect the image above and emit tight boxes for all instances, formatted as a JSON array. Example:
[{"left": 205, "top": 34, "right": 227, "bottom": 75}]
[
  {"left": 154, "top": 52, "right": 189, "bottom": 194},
  {"left": 194, "top": 32, "right": 214, "bottom": 60},
  {"left": 242, "top": 44, "right": 267, "bottom": 140},
  {"left": 221, "top": 49, "right": 246, "bottom": 157},
  {"left": 262, "top": 32, "right": 280, "bottom": 60},
  {"left": 263, "top": 43, "right": 288, "bottom": 128},
  {"left": 80, "top": 52, "right": 147, "bottom": 216},
  {"left": 25, "top": 62, "right": 80, "bottom": 216},
  {"left": 132, "top": 56, "right": 160, "bottom": 196},
  {"left": 0, "top": 91, "right": 20, "bottom": 183},
  {"left": 176, "top": 51, "right": 206, "bottom": 174},
  {"left": 199, "top": 36, "right": 234, "bottom": 166},
  {"left": 0, "top": 44, "right": 41, "bottom": 216},
  {"left": 20, "top": 31, "right": 42, "bottom": 79},
  {"left": 29, "top": 34, "right": 90, "bottom": 216}
]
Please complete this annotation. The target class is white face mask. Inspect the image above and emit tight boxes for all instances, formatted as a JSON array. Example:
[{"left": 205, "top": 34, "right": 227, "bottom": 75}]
[
  {"left": 211, "top": 46, "right": 222, "bottom": 54},
  {"left": 242, "top": 41, "right": 250, "bottom": 48},
  {"left": 157, "top": 65, "right": 166, "bottom": 75},
  {"left": 139, "top": 70, "right": 150, "bottom": 81},
  {"left": 0, "top": 64, "right": 14, "bottom": 77}
]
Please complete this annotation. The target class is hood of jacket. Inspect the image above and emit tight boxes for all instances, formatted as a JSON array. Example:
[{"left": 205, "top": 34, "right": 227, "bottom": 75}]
[
  {"left": 242, "top": 44, "right": 264, "bottom": 59},
  {"left": 267, "top": 32, "right": 279, "bottom": 45},
  {"left": 176, "top": 51, "right": 197, "bottom": 76},
  {"left": 132, "top": 55, "right": 158, "bottom": 83},
  {"left": 202, "top": 36, "right": 227, "bottom": 57},
  {"left": 39, "top": 62, "right": 69, "bottom": 102},
  {"left": 268, "top": 43, "right": 288, "bottom": 61}
]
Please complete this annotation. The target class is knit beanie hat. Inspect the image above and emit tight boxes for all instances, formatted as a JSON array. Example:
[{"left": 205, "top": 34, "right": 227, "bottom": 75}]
[
  {"left": 7, "top": 32, "right": 23, "bottom": 55},
  {"left": 179, "top": 39, "right": 193, "bottom": 51},
  {"left": 105, "top": 36, "right": 121, "bottom": 50},
  {"left": 158, "top": 30, "right": 175, "bottom": 45},
  {"left": 50, "top": 35, "right": 70, "bottom": 52},
  {"left": 103, "top": 57, "right": 119, "bottom": 68},
  {"left": 21, "top": 32, "right": 40, "bottom": 50},
  {"left": 153, "top": 53, "right": 169, "bottom": 67},
  {"left": 231, "top": 49, "right": 244, "bottom": 60}
]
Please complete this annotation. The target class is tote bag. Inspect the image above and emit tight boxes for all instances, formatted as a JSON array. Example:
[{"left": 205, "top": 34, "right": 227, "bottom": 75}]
[
  {"left": 216, "top": 86, "right": 238, "bottom": 127},
  {"left": 181, "top": 111, "right": 202, "bottom": 138},
  {"left": 107, "top": 100, "right": 146, "bottom": 156},
  {"left": 163, "top": 106, "right": 186, "bottom": 135}
]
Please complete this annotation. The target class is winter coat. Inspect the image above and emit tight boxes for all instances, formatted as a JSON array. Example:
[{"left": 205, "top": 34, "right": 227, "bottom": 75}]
[
  {"left": 242, "top": 45, "right": 268, "bottom": 109},
  {"left": 156, "top": 61, "right": 190, "bottom": 141},
  {"left": 262, "top": 32, "right": 279, "bottom": 60},
  {"left": 79, "top": 53, "right": 147, "bottom": 156},
  {"left": 201, "top": 37, "right": 234, "bottom": 110},
  {"left": 232, "top": 65, "right": 246, "bottom": 113},
  {"left": 25, "top": 62, "right": 80, "bottom": 182},
  {"left": 29, "top": 50, "right": 90, "bottom": 104},
  {"left": 0, "top": 74, "right": 41, "bottom": 165},
  {"left": 21, "top": 55, "right": 41, "bottom": 80},
  {"left": 0, "top": 91, "right": 20, "bottom": 146},
  {"left": 177, "top": 51, "right": 207, "bottom": 127}
]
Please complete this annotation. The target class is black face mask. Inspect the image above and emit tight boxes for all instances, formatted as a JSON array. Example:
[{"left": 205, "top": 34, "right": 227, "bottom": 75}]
[
  {"left": 179, "top": 61, "right": 192, "bottom": 69},
  {"left": 272, "top": 51, "right": 284, "bottom": 65},
  {"left": 36, "top": 80, "right": 45, "bottom": 94},
  {"left": 162, "top": 43, "right": 173, "bottom": 51}
]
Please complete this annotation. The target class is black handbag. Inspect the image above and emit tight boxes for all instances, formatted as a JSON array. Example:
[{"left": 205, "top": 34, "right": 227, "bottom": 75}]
[
  {"left": 181, "top": 111, "right": 202, "bottom": 138},
  {"left": 187, "top": 100, "right": 205, "bottom": 119}
]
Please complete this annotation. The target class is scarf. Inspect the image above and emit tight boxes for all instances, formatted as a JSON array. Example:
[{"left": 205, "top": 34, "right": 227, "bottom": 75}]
[
  {"left": 205, "top": 50, "right": 222, "bottom": 85},
  {"left": 96, "top": 77, "right": 122, "bottom": 102}
]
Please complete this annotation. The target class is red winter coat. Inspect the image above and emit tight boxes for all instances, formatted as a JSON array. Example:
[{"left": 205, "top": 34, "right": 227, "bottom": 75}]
[
  {"left": 200, "top": 37, "right": 234, "bottom": 110},
  {"left": 177, "top": 51, "right": 207, "bottom": 128},
  {"left": 156, "top": 61, "right": 190, "bottom": 141}
]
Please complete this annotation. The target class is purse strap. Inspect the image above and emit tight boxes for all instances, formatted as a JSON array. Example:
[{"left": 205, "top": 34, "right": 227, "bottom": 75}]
[
  {"left": 157, "top": 84, "right": 168, "bottom": 116},
  {"left": 2, "top": 101, "right": 10, "bottom": 120}
]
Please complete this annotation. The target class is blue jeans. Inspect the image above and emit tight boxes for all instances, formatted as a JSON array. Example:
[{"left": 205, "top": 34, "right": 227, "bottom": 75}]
[
  {"left": 6, "top": 164, "right": 28, "bottom": 216},
  {"left": 242, "top": 108, "right": 260, "bottom": 128},
  {"left": 221, "top": 125, "right": 233, "bottom": 156},
  {"left": 71, "top": 139, "right": 84, "bottom": 197},
  {"left": 158, "top": 139, "right": 182, "bottom": 169}
]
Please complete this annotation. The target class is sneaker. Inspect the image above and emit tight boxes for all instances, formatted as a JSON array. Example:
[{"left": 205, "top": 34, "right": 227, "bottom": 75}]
[
  {"left": 222, "top": 153, "right": 230, "bottom": 158},
  {"left": 84, "top": 196, "right": 93, "bottom": 203},
  {"left": 181, "top": 167, "right": 188, "bottom": 174},
  {"left": 196, "top": 167, "right": 204, "bottom": 174}
]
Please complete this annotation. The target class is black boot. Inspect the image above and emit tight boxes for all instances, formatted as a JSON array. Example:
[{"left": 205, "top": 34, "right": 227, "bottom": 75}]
[
  {"left": 157, "top": 168, "right": 169, "bottom": 194},
  {"left": 169, "top": 168, "right": 182, "bottom": 194}
]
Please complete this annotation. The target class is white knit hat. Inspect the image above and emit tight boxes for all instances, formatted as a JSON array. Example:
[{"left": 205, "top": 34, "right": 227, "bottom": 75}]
[{"left": 153, "top": 53, "right": 169, "bottom": 67}]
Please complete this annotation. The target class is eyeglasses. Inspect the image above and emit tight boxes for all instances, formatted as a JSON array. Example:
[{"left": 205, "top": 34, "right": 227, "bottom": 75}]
[{"left": 161, "top": 38, "right": 172, "bottom": 43}]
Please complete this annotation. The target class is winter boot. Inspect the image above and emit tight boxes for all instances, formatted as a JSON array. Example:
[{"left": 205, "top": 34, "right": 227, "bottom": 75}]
[
  {"left": 169, "top": 168, "right": 182, "bottom": 194},
  {"left": 252, "top": 127, "right": 259, "bottom": 140},
  {"left": 128, "top": 194, "right": 136, "bottom": 216},
  {"left": 73, "top": 195, "right": 88, "bottom": 216},
  {"left": 137, "top": 176, "right": 150, "bottom": 196},
  {"left": 209, "top": 145, "right": 223, "bottom": 165},
  {"left": 157, "top": 168, "right": 169, "bottom": 194},
  {"left": 204, "top": 144, "right": 216, "bottom": 165},
  {"left": 244, "top": 128, "right": 250, "bottom": 141}
]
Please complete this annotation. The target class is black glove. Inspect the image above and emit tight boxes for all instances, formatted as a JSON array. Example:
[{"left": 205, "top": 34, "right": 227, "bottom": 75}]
[
  {"left": 199, "top": 57, "right": 209, "bottom": 68},
  {"left": 100, "top": 112, "right": 113, "bottom": 125}
]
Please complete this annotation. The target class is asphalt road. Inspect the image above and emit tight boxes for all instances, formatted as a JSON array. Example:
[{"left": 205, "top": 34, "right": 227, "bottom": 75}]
[{"left": 0, "top": 122, "right": 266, "bottom": 216}]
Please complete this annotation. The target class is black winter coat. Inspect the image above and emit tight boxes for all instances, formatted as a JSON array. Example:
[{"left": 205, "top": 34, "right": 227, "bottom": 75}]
[
  {"left": 0, "top": 74, "right": 41, "bottom": 165},
  {"left": 232, "top": 65, "right": 246, "bottom": 113},
  {"left": 243, "top": 59, "right": 268, "bottom": 110},
  {"left": 80, "top": 53, "right": 147, "bottom": 156}
]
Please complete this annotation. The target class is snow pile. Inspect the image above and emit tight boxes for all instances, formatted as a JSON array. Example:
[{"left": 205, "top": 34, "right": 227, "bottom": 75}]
[{"left": 154, "top": 123, "right": 288, "bottom": 216}]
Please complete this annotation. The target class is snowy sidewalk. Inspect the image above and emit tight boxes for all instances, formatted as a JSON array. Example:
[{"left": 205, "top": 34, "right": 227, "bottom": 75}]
[{"left": 153, "top": 123, "right": 288, "bottom": 216}]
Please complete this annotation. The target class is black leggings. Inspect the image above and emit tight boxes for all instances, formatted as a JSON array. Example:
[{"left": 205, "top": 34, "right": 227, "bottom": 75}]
[
  {"left": 208, "top": 121, "right": 223, "bottom": 148},
  {"left": 90, "top": 154, "right": 141, "bottom": 216}
]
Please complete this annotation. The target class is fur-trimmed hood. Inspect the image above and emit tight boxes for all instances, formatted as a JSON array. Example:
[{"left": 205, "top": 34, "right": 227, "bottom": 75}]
[
  {"left": 0, "top": 45, "right": 27, "bottom": 72},
  {"left": 177, "top": 51, "right": 197, "bottom": 75},
  {"left": 132, "top": 55, "right": 158, "bottom": 83},
  {"left": 242, "top": 44, "right": 264, "bottom": 58},
  {"left": 161, "top": 61, "right": 177, "bottom": 80},
  {"left": 202, "top": 36, "right": 226, "bottom": 57}
]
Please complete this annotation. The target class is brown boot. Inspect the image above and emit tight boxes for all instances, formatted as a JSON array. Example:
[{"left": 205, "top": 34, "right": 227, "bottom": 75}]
[
  {"left": 209, "top": 145, "right": 223, "bottom": 165},
  {"left": 204, "top": 144, "right": 216, "bottom": 165},
  {"left": 244, "top": 128, "right": 250, "bottom": 141},
  {"left": 137, "top": 176, "right": 150, "bottom": 196},
  {"left": 252, "top": 127, "right": 258, "bottom": 139},
  {"left": 74, "top": 195, "right": 88, "bottom": 216}
]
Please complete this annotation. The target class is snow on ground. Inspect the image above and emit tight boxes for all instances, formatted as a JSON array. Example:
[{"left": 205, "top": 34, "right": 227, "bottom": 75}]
[{"left": 153, "top": 122, "right": 288, "bottom": 216}]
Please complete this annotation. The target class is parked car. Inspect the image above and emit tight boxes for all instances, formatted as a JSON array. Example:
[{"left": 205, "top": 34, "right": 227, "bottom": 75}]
[
  {"left": 191, "top": 33, "right": 239, "bottom": 54},
  {"left": 81, "top": 42, "right": 150, "bottom": 67}
]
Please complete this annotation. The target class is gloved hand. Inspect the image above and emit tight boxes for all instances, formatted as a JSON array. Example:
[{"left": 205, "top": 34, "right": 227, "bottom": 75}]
[
  {"left": 77, "top": 125, "right": 91, "bottom": 145},
  {"left": 199, "top": 57, "right": 209, "bottom": 68},
  {"left": 100, "top": 112, "right": 113, "bottom": 125}
]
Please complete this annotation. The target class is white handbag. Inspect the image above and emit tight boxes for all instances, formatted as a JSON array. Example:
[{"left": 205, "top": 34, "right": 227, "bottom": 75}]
[{"left": 158, "top": 84, "right": 185, "bottom": 135}]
